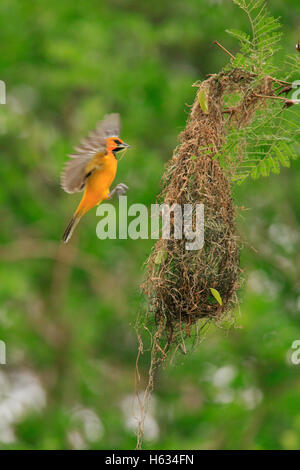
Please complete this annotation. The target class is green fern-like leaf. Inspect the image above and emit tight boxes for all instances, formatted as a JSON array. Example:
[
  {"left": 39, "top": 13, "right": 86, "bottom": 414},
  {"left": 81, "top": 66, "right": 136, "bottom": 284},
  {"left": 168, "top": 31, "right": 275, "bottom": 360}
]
[
  {"left": 217, "top": 102, "right": 300, "bottom": 183},
  {"left": 285, "top": 53, "right": 300, "bottom": 81},
  {"left": 215, "top": 1, "right": 300, "bottom": 183},
  {"left": 227, "top": 0, "right": 282, "bottom": 75}
]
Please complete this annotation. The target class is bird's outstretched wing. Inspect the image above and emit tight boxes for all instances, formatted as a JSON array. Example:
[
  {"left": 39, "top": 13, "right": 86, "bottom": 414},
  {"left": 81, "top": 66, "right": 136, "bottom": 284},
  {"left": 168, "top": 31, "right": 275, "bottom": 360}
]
[{"left": 61, "top": 113, "right": 121, "bottom": 193}]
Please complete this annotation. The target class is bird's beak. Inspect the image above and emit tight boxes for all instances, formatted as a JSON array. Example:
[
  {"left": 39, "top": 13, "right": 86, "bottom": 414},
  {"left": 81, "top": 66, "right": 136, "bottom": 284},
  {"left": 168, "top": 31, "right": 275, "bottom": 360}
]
[{"left": 120, "top": 142, "right": 130, "bottom": 148}]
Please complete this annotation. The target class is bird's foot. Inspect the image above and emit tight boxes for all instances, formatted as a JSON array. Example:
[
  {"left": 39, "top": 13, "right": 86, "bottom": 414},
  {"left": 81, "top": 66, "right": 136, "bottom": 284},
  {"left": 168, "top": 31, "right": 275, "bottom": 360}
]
[{"left": 107, "top": 183, "right": 129, "bottom": 199}]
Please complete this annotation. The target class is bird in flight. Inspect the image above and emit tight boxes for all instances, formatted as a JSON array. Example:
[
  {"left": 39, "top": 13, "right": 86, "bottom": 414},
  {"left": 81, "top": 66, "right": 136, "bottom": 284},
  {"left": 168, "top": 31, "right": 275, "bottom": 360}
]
[{"left": 61, "top": 113, "right": 130, "bottom": 243}]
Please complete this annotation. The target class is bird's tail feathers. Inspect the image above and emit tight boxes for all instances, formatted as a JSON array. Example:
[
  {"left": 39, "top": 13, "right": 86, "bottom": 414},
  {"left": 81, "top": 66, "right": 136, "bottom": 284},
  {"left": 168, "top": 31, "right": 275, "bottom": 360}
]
[{"left": 62, "top": 210, "right": 83, "bottom": 243}]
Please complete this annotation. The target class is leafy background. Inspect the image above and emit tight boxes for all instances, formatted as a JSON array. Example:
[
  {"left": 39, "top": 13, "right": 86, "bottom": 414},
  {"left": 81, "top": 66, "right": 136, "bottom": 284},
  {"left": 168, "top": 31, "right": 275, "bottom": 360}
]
[{"left": 0, "top": 0, "right": 300, "bottom": 450}]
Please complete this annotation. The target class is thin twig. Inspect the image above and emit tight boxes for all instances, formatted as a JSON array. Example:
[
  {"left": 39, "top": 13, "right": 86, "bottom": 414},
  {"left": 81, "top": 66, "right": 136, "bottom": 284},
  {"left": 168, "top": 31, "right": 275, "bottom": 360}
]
[
  {"left": 213, "top": 40, "right": 236, "bottom": 60},
  {"left": 253, "top": 93, "right": 286, "bottom": 101},
  {"left": 266, "top": 76, "right": 292, "bottom": 86}
]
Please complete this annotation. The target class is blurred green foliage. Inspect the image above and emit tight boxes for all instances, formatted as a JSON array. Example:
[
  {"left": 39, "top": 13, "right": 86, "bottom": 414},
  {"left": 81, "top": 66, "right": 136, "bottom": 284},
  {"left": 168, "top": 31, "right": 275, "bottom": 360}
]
[{"left": 0, "top": 0, "right": 300, "bottom": 450}]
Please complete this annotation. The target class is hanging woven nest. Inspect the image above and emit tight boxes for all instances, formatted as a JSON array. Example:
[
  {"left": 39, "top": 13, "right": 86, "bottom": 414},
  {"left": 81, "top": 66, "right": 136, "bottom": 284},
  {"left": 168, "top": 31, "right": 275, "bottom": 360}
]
[{"left": 141, "top": 69, "right": 272, "bottom": 347}]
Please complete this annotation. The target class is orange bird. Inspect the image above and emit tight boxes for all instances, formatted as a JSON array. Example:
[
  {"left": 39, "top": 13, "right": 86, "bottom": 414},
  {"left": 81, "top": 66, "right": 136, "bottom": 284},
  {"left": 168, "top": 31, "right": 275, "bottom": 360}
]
[{"left": 61, "top": 113, "right": 130, "bottom": 243}]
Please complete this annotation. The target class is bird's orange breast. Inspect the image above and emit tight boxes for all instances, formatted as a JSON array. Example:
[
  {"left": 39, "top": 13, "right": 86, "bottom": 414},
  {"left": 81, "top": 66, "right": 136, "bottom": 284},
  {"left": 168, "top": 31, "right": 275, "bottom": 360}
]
[
  {"left": 77, "top": 152, "right": 117, "bottom": 213},
  {"left": 89, "top": 153, "right": 117, "bottom": 194}
]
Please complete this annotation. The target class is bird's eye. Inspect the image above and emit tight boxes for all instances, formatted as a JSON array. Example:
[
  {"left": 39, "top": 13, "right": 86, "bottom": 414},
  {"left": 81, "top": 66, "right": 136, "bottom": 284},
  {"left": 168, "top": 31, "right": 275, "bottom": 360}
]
[{"left": 113, "top": 139, "right": 122, "bottom": 145}]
